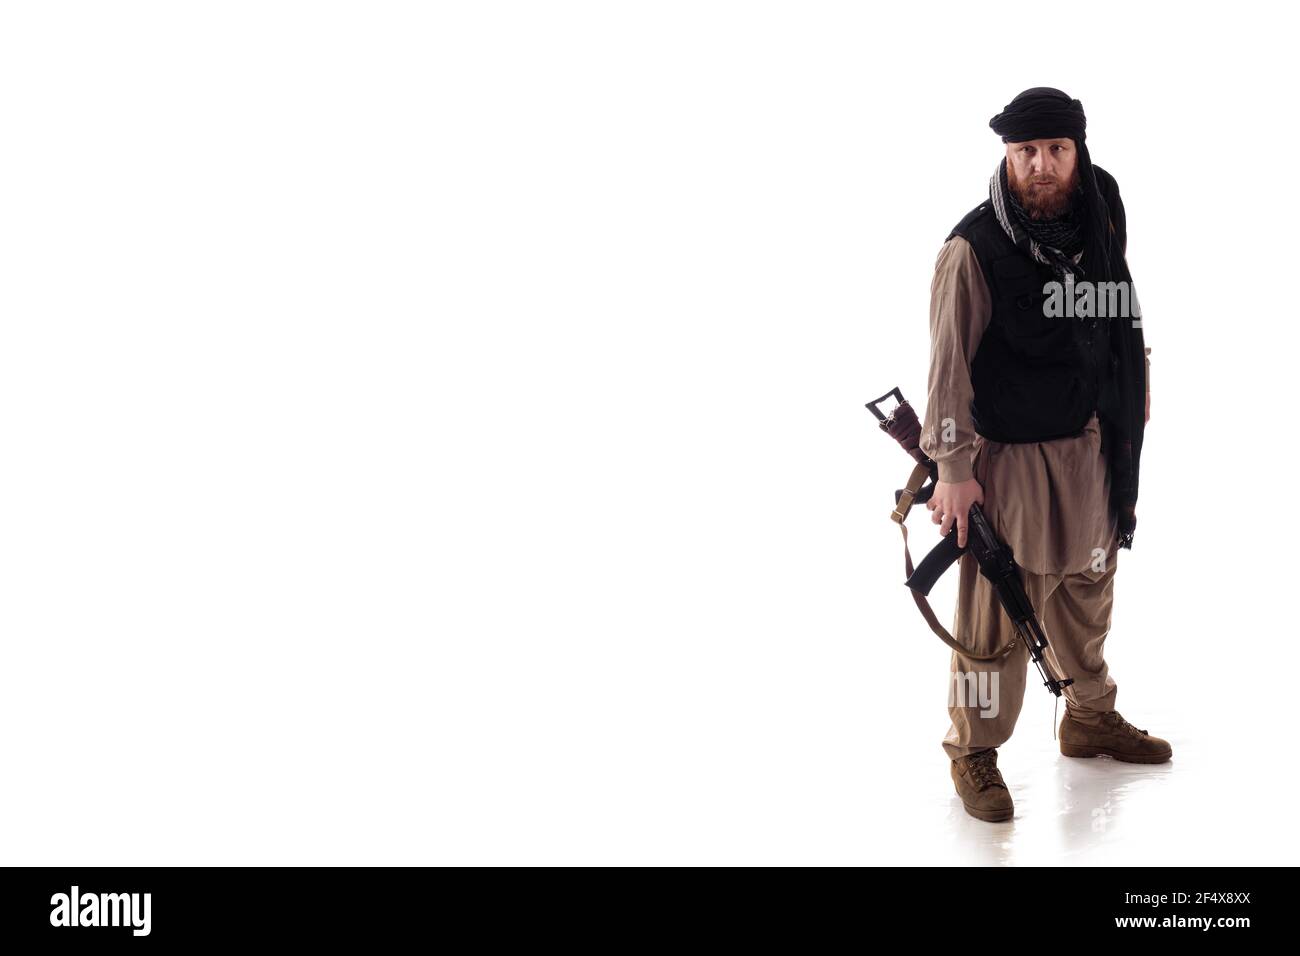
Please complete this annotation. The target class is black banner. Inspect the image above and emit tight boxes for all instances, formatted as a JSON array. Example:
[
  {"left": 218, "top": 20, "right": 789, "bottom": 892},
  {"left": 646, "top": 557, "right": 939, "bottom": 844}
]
[{"left": 0, "top": 866, "right": 1285, "bottom": 943}]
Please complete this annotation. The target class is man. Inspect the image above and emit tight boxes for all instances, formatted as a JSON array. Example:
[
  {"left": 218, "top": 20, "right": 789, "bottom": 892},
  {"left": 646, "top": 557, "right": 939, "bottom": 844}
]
[{"left": 920, "top": 88, "right": 1169, "bottom": 823}]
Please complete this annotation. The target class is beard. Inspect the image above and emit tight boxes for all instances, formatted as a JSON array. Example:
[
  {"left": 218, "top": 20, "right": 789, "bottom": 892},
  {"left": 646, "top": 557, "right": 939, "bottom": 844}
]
[{"left": 1008, "top": 161, "right": 1080, "bottom": 220}]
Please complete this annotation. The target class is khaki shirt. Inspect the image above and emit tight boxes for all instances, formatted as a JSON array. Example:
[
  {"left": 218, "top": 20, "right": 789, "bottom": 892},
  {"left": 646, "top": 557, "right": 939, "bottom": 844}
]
[{"left": 917, "top": 236, "right": 1150, "bottom": 576}]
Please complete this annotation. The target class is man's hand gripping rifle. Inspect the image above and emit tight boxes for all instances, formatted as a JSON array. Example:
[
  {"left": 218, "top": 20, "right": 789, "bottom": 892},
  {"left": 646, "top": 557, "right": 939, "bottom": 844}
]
[{"left": 865, "top": 387, "right": 1074, "bottom": 698}]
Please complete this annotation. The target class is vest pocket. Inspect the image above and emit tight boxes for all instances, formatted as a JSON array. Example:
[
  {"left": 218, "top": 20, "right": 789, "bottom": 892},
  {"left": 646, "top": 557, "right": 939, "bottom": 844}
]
[
  {"left": 1007, "top": 294, "right": 1068, "bottom": 359},
  {"left": 992, "top": 367, "right": 1092, "bottom": 441},
  {"left": 994, "top": 263, "right": 1057, "bottom": 345}
]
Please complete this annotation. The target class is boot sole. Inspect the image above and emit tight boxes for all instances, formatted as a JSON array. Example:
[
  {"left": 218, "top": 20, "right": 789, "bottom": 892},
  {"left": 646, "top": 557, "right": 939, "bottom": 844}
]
[
  {"left": 959, "top": 800, "right": 1014, "bottom": 822},
  {"left": 1059, "top": 742, "right": 1172, "bottom": 763}
]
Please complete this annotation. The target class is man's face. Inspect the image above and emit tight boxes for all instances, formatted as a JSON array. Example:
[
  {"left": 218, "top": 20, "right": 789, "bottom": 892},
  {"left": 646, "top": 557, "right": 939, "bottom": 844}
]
[{"left": 1005, "top": 138, "right": 1079, "bottom": 219}]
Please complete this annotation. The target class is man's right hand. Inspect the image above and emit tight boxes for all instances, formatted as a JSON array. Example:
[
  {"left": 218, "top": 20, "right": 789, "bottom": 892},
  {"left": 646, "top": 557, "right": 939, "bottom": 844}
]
[{"left": 927, "top": 478, "right": 985, "bottom": 548}]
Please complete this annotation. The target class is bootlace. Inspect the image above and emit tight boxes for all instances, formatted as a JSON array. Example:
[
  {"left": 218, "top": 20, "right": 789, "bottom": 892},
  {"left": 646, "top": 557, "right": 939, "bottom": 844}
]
[
  {"left": 967, "top": 749, "right": 1005, "bottom": 789},
  {"left": 1101, "top": 711, "right": 1149, "bottom": 738}
]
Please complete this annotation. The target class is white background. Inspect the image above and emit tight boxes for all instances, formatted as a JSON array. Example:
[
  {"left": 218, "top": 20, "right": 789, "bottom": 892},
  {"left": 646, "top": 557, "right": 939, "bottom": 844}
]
[{"left": 1, "top": 1, "right": 1295, "bottom": 865}]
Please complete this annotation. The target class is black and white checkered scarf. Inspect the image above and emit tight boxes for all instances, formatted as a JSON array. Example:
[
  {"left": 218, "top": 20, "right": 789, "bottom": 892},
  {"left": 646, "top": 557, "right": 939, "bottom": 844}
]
[{"left": 989, "top": 158, "right": 1085, "bottom": 280}]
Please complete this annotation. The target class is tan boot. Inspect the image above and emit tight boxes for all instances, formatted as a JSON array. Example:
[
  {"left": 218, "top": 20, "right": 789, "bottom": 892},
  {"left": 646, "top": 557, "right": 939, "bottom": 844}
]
[
  {"left": 951, "top": 748, "right": 1014, "bottom": 822},
  {"left": 1059, "top": 709, "right": 1172, "bottom": 763}
]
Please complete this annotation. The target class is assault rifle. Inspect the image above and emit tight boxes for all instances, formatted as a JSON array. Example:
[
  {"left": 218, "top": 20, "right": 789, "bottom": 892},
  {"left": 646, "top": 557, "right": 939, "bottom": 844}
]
[{"left": 865, "top": 386, "right": 1074, "bottom": 698}]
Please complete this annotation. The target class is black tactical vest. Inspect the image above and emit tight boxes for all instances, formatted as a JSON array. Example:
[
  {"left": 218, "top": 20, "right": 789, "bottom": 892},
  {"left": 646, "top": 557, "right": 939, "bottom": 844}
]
[{"left": 948, "top": 203, "right": 1111, "bottom": 444}]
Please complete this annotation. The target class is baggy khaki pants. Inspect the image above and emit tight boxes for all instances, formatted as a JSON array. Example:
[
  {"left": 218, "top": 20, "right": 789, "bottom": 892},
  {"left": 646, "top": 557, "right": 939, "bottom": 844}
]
[{"left": 941, "top": 546, "right": 1119, "bottom": 760}]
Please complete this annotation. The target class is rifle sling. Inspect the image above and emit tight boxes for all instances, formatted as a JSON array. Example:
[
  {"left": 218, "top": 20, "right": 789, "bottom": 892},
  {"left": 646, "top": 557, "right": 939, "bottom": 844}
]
[{"left": 893, "top": 466, "right": 1018, "bottom": 663}]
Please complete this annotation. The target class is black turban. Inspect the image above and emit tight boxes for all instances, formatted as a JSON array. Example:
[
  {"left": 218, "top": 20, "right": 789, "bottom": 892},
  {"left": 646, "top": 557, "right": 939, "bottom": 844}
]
[
  {"left": 989, "top": 87, "right": 1086, "bottom": 144},
  {"left": 988, "top": 87, "right": 1149, "bottom": 550}
]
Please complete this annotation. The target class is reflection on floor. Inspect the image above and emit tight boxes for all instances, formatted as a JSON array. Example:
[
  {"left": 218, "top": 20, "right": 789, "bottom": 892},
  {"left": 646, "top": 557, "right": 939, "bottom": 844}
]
[{"left": 927, "top": 705, "right": 1228, "bottom": 866}]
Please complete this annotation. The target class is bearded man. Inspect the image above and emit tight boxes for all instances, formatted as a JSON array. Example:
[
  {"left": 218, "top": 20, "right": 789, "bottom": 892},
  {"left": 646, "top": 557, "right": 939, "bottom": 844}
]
[{"left": 920, "top": 88, "right": 1169, "bottom": 823}]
